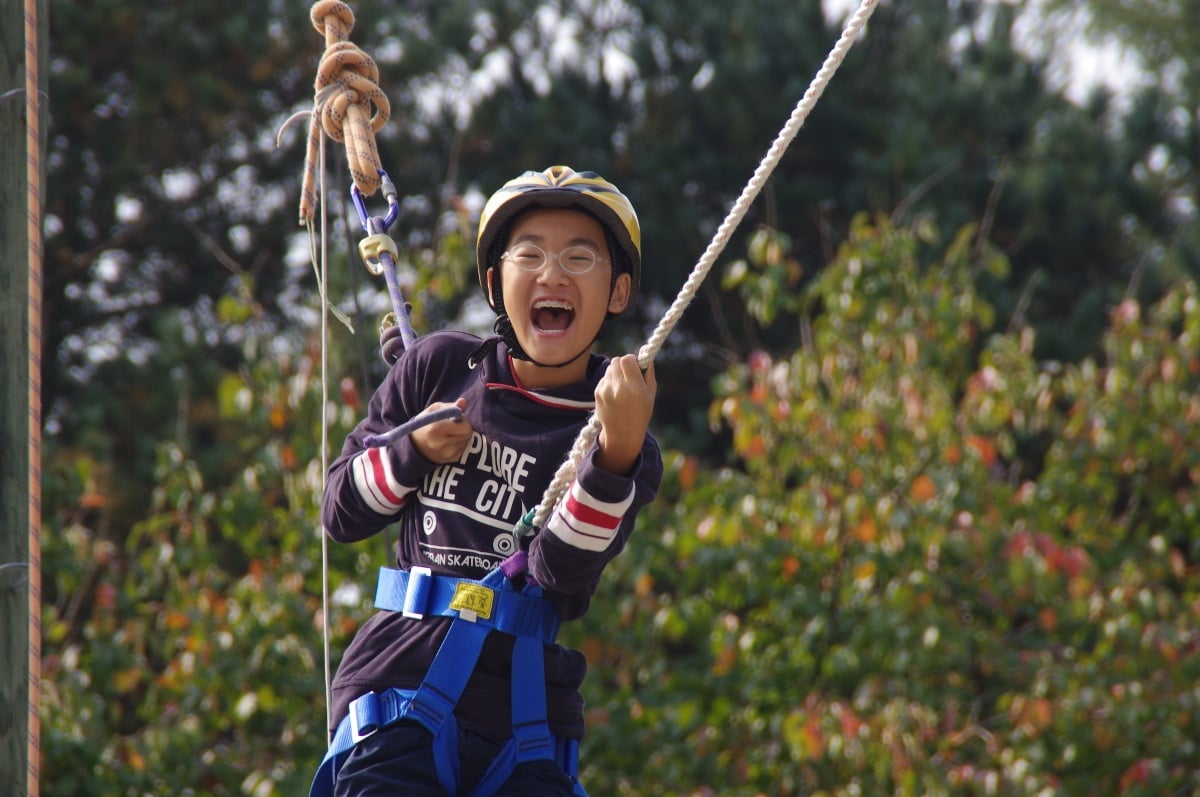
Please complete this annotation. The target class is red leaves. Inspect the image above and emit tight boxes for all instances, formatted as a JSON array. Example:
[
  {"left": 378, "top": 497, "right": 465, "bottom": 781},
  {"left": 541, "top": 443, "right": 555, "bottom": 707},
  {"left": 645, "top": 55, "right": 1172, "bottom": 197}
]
[{"left": 1003, "top": 529, "right": 1091, "bottom": 581}]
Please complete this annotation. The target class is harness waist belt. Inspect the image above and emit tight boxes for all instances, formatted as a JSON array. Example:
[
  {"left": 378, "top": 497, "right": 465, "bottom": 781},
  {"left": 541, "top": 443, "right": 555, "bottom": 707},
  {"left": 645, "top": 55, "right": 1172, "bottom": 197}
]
[
  {"left": 311, "top": 565, "right": 584, "bottom": 797},
  {"left": 374, "top": 566, "right": 561, "bottom": 644}
]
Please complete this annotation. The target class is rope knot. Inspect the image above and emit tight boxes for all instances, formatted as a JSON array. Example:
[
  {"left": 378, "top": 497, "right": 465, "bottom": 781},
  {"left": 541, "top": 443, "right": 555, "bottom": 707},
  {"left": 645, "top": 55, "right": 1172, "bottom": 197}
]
[
  {"left": 311, "top": 0, "right": 354, "bottom": 39},
  {"left": 298, "top": 0, "right": 392, "bottom": 223}
]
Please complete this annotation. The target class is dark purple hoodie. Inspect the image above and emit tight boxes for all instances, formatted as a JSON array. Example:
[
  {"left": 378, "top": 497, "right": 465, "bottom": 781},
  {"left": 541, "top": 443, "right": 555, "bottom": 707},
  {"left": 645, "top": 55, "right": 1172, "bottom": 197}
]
[{"left": 322, "top": 330, "right": 662, "bottom": 740}]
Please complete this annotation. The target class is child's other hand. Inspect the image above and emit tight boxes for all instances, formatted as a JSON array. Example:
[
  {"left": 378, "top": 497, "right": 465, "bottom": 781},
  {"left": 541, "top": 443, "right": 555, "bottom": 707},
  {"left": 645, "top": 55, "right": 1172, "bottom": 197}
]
[
  {"left": 595, "top": 355, "right": 657, "bottom": 476},
  {"left": 410, "top": 398, "right": 473, "bottom": 464}
]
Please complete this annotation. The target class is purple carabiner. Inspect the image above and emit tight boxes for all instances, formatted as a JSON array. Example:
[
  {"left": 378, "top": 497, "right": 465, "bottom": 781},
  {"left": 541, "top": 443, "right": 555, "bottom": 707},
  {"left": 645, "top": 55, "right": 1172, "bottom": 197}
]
[{"left": 351, "top": 169, "right": 401, "bottom": 233}]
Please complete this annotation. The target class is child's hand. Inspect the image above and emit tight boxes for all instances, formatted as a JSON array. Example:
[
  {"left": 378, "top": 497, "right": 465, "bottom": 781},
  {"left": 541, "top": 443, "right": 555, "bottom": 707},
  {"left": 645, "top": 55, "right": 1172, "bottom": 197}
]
[
  {"left": 410, "top": 398, "right": 473, "bottom": 464},
  {"left": 594, "top": 355, "right": 657, "bottom": 476}
]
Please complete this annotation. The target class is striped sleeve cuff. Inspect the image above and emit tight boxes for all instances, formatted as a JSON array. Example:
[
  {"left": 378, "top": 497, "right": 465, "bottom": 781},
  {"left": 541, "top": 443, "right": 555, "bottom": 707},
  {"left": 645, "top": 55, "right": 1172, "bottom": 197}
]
[
  {"left": 351, "top": 447, "right": 414, "bottom": 516},
  {"left": 547, "top": 479, "right": 634, "bottom": 552}
]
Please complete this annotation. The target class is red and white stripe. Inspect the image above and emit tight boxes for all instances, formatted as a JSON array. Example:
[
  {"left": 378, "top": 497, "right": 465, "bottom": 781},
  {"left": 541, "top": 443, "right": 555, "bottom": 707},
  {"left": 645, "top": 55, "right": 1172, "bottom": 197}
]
[
  {"left": 351, "top": 447, "right": 413, "bottom": 516},
  {"left": 547, "top": 480, "right": 633, "bottom": 552},
  {"left": 486, "top": 381, "right": 596, "bottom": 412}
]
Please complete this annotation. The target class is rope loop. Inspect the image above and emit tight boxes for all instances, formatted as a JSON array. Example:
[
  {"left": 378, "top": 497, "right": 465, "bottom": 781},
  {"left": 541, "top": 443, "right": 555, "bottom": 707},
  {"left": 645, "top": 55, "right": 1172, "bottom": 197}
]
[
  {"left": 311, "top": 0, "right": 354, "bottom": 40},
  {"left": 299, "top": 0, "right": 392, "bottom": 222}
]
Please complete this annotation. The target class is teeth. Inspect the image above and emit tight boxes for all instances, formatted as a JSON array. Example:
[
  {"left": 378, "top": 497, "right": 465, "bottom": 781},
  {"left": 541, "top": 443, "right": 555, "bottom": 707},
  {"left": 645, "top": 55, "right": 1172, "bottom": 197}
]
[{"left": 534, "top": 299, "right": 574, "bottom": 311}]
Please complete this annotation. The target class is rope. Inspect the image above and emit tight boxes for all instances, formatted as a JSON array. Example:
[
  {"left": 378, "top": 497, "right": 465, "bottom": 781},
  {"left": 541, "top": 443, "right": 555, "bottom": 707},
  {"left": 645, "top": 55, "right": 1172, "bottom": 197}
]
[
  {"left": 528, "top": 0, "right": 881, "bottom": 531},
  {"left": 25, "top": 0, "right": 44, "bottom": 790},
  {"left": 316, "top": 136, "right": 335, "bottom": 730},
  {"left": 299, "top": 0, "right": 391, "bottom": 223},
  {"left": 292, "top": 0, "right": 878, "bottom": 721},
  {"left": 287, "top": 0, "right": 394, "bottom": 723},
  {"left": 286, "top": 0, "right": 397, "bottom": 729}
]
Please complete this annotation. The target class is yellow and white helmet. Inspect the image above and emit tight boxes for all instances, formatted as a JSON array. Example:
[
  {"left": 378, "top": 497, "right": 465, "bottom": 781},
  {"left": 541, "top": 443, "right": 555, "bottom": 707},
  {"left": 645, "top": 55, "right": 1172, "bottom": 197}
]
[{"left": 475, "top": 165, "right": 642, "bottom": 313}]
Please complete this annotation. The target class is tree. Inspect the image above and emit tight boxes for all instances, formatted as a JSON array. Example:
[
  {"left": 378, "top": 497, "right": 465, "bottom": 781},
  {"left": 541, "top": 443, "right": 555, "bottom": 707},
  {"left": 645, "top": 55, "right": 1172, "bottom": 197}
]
[
  {"left": 37, "top": 1, "right": 1200, "bottom": 792},
  {"left": 43, "top": 0, "right": 1186, "bottom": 496},
  {"left": 40, "top": 214, "right": 1200, "bottom": 794},
  {"left": 40, "top": 298, "right": 370, "bottom": 795},
  {"left": 1037, "top": 0, "right": 1200, "bottom": 308},
  {"left": 574, "top": 217, "right": 1200, "bottom": 795}
]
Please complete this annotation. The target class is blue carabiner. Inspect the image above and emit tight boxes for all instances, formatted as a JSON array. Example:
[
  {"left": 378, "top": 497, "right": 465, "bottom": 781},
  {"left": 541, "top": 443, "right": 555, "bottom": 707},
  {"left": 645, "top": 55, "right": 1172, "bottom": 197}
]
[{"left": 352, "top": 169, "right": 401, "bottom": 233}]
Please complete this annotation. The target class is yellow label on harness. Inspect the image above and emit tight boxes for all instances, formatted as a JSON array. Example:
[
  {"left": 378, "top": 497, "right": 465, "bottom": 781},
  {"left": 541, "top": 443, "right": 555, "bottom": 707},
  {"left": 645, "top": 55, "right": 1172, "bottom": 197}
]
[{"left": 450, "top": 583, "right": 495, "bottom": 620}]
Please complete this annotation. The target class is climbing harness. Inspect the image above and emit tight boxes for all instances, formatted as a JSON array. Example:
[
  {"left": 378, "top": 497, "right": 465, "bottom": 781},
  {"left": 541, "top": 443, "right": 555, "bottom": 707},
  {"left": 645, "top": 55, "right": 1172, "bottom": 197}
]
[
  {"left": 290, "top": 0, "right": 881, "bottom": 792},
  {"left": 309, "top": 554, "right": 587, "bottom": 797}
]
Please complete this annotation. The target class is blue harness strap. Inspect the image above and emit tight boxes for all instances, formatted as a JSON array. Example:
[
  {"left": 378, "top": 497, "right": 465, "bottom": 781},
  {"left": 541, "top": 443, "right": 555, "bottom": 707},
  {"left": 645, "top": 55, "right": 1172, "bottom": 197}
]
[
  {"left": 375, "top": 566, "right": 562, "bottom": 642},
  {"left": 309, "top": 566, "right": 588, "bottom": 797}
]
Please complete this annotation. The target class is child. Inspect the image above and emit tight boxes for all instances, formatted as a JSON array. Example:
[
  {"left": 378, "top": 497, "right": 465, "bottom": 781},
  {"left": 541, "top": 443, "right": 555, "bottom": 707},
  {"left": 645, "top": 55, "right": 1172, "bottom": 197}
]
[{"left": 312, "top": 165, "right": 663, "bottom": 796}]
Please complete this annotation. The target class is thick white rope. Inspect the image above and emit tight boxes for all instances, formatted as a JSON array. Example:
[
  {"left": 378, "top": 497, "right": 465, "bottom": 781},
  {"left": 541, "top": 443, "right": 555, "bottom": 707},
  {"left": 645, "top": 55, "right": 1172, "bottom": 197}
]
[{"left": 529, "top": 0, "right": 881, "bottom": 530}]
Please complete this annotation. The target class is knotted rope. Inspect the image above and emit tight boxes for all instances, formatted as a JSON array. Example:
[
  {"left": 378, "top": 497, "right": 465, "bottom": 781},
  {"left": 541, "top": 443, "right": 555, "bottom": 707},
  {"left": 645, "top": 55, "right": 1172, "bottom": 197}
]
[
  {"left": 298, "top": 0, "right": 390, "bottom": 223},
  {"left": 286, "top": 0, "right": 397, "bottom": 726},
  {"left": 526, "top": 0, "right": 881, "bottom": 532}
]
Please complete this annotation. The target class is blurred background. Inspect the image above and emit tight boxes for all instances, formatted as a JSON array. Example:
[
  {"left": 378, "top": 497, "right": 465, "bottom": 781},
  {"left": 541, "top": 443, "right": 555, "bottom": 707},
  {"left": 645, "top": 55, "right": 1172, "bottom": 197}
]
[{"left": 16, "top": 0, "right": 1200, "bottom": 793}]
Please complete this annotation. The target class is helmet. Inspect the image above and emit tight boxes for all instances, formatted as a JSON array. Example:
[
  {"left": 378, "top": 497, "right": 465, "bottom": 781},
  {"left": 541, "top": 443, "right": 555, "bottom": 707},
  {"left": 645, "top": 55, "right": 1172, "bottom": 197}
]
[{"left": 475, "top": 165, "right": 641, "bottom": 313}]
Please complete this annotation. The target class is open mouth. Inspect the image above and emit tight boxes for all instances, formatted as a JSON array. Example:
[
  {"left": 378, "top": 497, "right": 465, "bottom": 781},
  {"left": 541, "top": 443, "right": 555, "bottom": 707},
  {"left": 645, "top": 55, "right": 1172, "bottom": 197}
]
[{"left": 532, "top": 299, "right": 575, "bottom": 332}]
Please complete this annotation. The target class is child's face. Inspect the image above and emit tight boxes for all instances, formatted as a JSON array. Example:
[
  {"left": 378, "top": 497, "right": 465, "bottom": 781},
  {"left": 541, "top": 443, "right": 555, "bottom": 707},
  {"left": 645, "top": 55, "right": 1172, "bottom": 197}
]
[{"left": 488, "top": 207, "right": 631, "bottom": 386}]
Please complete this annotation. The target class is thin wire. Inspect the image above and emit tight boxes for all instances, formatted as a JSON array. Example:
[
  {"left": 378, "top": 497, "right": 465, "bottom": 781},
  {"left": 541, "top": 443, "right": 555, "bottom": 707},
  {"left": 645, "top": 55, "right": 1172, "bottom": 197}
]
[
  {"left": 529, "top": 0, "right": 882, "bottom": 530},
  {"left": 25, "top": 0, "right": 44, "bottom": 791},
  {"left": 318, "top": 134, "right": 334, "bottom": 731}
]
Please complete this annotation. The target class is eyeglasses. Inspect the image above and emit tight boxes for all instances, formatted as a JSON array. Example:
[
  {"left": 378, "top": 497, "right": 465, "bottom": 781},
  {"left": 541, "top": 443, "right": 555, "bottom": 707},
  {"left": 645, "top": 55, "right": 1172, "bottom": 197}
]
[{"left": 501, "top": 242, "right": 609, "bottom": 275}]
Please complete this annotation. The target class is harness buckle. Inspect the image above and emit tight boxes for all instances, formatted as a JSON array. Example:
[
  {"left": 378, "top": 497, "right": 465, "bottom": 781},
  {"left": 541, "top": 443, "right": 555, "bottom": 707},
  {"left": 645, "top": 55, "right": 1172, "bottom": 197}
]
[
  {"left": 349, "top": 691, "right": 381, "bottom": 744},
  {"left": 403, "top": 566, "right": 433, "bottom": 620},
  {"left": 349, "top": 689, "right": 411, "bottom": 745}
]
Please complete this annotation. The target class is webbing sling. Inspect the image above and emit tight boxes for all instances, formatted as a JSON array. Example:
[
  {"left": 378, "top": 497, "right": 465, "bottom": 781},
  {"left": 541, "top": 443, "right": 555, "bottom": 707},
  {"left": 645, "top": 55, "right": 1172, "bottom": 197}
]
[{"left": 309, "top": 566, "right": 586, "bottom": 797}]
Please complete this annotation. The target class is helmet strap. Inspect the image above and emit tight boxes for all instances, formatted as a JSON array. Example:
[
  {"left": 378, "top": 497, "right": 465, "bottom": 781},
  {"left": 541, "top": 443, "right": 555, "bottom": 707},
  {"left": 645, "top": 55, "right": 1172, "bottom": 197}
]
[{"left": 494, "top": 313, "right": 531, "bottom": 362}]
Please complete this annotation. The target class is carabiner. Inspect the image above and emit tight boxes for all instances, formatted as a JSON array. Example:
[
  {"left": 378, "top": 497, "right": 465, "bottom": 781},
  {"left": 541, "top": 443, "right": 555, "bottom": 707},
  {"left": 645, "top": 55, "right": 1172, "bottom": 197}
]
[{"left": 351, "top": 169, "right": 401, "bottom": 233}]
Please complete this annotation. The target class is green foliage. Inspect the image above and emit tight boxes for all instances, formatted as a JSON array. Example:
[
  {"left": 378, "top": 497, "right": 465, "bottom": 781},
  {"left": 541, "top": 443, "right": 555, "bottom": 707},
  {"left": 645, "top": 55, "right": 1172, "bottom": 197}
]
[
  {"left": 45, "top": 0, "right": 1194, "bottom": 497},
  {"left": 34, "top": 0, "right": 1200, "bottom": 792},
  {"left": 40, "top": 214, "right": 1200, "bottom": 794},
  {"left": 723, "top": 227, "right": 807, "bottom": 327},
  {"left": 573, "top": 218, "right": 1200, "bottom": 795},
  {"left": 40, "top": 309, "right": 377, "bottom": 796}
]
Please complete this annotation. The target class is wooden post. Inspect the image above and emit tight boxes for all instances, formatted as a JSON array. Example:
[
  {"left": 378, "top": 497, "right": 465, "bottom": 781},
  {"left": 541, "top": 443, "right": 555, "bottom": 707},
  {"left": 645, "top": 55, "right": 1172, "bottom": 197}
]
[{"left": 2, "top": 1, "right": 46, "bottom": 794}]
